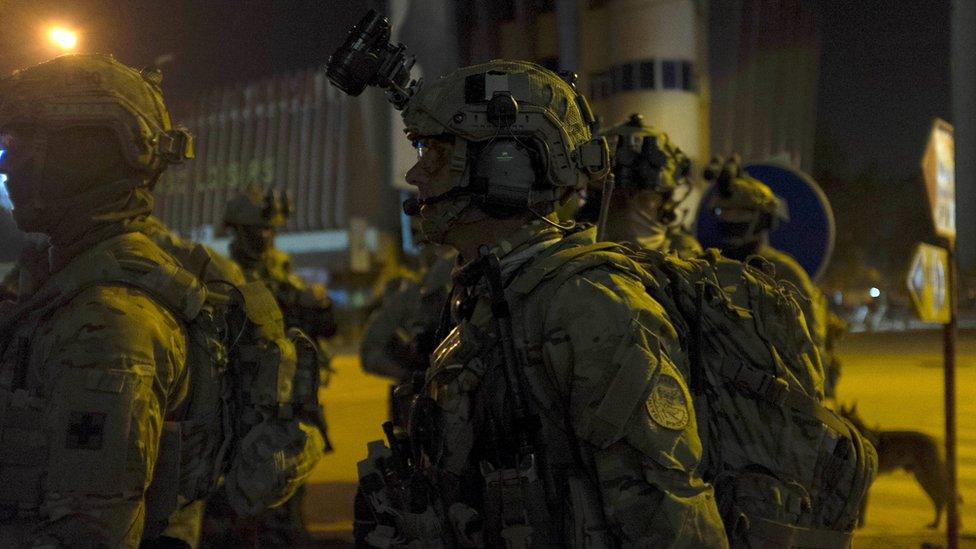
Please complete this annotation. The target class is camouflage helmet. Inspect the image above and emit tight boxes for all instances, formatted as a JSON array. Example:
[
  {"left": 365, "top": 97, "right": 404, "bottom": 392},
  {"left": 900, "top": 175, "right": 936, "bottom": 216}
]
[
  {"left": 224, "top": 184, "right": 292, "bottom": 228},
  {"left": 0, "top": 54, "right": 192, "bottom": 174},
  {"left": 401, "top": 60, "right": 609, "bottom": 197},
  {"left": 706, "top": 156, "right": 789, "bottom": 222},
  {"left": 600, "top": 113, "right": 691, "bottom": 194}
]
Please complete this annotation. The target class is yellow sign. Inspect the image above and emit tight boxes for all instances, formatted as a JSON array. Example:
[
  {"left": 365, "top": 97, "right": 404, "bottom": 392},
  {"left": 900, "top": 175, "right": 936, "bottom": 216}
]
[
  {"left": 921, "top": 119, "right": 955, "bottom": 238},
  {"left": 906, "top": 243, "right": 951, "bottom": 324}
]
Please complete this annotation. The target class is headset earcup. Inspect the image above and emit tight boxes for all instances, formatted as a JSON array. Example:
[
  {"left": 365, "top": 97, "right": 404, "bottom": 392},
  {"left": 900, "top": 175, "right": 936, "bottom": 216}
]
[{"left": 472, "top": 139, "right": 542, "bottom": 215}]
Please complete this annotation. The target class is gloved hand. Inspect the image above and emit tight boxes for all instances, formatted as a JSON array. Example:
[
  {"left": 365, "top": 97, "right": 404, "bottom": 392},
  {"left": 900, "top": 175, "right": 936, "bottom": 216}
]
[{"left": 224, "top": 419, "right": 324, "bottom": 516}]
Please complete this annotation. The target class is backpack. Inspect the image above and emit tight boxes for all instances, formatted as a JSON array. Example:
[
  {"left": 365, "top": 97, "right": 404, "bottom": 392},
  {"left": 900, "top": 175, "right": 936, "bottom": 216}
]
[
  {"left": 511, "top": 239, "right": 877, "bottom": 548},
  {"left": 0, "top": 233, "right": 319, "bottom": 535}
]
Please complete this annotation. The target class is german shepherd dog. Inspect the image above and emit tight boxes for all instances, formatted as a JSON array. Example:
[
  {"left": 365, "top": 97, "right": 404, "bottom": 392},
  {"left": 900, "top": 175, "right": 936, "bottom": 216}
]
[{"left": 839, "top": 403, "right": 952, "bottom": 528}]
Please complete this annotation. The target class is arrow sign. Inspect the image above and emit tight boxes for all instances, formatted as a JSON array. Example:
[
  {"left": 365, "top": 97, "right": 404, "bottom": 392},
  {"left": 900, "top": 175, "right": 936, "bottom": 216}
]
[
  {"left": 906, "top": 242, "right": 951, "bottom": 323},
  {"left": 921, "top": 119, "right": 956, "bottom": 239}
]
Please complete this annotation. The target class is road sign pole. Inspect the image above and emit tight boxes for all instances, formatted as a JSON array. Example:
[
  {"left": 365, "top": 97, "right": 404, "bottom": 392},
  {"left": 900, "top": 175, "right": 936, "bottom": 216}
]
[{"left": 944, "top": 237, "right": 959, "bottom": 549}]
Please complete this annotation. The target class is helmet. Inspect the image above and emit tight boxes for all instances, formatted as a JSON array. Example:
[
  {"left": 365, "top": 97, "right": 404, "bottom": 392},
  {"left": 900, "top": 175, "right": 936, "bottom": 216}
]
[
  {"left": 402, "top": 60, "right": 609, "bottom": 213},
  {"left": 224, "top": 184, "right": 292, "bottom": 228},
  {"left": 601, "top": 113, "right": 690, "bottom": 195},
  {"left": 706, "top": 156, "right": 789, "bottom": 246},
  {"left": 0, "top": 54, "right": 192, "bottom": 175}
]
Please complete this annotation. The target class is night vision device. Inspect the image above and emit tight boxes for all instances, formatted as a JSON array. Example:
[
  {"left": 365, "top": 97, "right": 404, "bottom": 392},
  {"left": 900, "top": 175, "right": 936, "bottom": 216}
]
[{"left": 326, "top": 9, "right": 419, "bottom": 110}]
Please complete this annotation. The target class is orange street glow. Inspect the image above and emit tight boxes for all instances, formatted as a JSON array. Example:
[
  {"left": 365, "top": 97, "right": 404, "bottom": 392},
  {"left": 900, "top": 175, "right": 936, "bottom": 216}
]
[{"left": 48, "top": 27, "right": 78, "bottom": 51}]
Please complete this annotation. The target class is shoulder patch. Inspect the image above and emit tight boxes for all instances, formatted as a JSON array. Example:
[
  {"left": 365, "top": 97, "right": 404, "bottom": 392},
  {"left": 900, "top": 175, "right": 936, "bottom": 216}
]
[{"left": 645, "top": 371, "right": 690, "bottom": 430}]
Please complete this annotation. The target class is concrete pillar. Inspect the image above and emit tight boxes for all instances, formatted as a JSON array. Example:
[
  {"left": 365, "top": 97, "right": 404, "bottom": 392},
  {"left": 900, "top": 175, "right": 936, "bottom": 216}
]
[{"left": 602, "top": 0, "right": 702, "bottom": 161}]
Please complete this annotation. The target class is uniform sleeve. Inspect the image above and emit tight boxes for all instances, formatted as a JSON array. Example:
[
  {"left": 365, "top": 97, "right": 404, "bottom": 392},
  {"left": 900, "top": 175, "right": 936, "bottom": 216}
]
[
  {"left": 31, "top": 285, "right": 187, "bottom": 547},
  {"left": 763, "top": 250, "right": 828, "bottom": 350},
  {"left": 359, "top": 280, "right": 423, "bottom": 381},
  {"left": 542, "top": 269, "right": 728, "bottom": 548}
]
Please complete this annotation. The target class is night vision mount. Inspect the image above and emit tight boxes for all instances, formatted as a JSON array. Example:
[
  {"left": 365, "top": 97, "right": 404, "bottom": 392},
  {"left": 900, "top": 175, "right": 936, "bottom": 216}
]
[{"left": 326, "top": 9, "right": 419, "bottom": 110}]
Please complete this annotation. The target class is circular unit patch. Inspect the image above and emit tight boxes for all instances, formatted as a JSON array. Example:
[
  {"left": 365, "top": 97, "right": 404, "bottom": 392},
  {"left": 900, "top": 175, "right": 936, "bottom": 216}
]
[{"left": 645, "top": 372, "right": 690, "bottom": 430}]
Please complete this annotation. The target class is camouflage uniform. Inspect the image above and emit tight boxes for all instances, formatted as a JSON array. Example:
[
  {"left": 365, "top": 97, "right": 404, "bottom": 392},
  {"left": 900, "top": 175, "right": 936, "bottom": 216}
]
[
  {"left": 420, "top": 221, "right": 727, "bottom": 546},
  {"left": 354, "top": 60, "right": 727, "bottom": 547},
  {"left": 0, "top": 55, "right": 323, "bottom": 548},
  {"left": 707, "top": 158, "right": 829, "bottom": 360},
  {"left": 754, "top": 244, "right": 829, "bottom": 356},
  {"left": 225, "top": 185, "right": 337, "bottom": 351},
  {"left": 360, "top": 246, "right": 455, "bottom": 428},
  {"left": 596, "top": 113, "right": 702, "bottom": 258},
  {"left": 360, "top": 247, "right": 455, "bottom": 382},
  {"left": 212, "top": 186, "right": 335, "bottom": 548},
  {"left": 138, "top": 215, "right": 244, "bottom": 547}
]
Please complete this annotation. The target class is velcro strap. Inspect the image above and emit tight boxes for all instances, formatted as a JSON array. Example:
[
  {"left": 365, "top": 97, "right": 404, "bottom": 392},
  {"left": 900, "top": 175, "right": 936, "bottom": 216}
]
[
  {"left": 134, "top": 262, "right": 206, "bottom": 320},
  {"left": 719, "top": 359, "right": 851, "bottom": 437},
  {"left": 747, "top": 516, "right": 853, "bottom": 549},
  {"left": 450, "top": 138, "right": 468, "bottom": 173},
  {"left": 720, "top": 359, "right": 788, "bottom": 405}
]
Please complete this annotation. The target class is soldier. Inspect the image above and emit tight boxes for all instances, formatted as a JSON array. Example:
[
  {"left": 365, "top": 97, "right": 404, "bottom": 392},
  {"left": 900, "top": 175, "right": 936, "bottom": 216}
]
[
  {"left": 354, "top": 60, "right": 727, "bottom": 547},
  {"left": 0, "top": 54, "right": 324, "bottom": 547},
  {"left": 359, "top": 230, "right": 455, "bottom": 421},
  {"left": 706, "top": 157, "right": 832, "bottom": 377},
  {"left": 594, "top": 113, "right": 702, "bottom": 257},
  {"left": 214, "top": 186, "right": 335, "bottom": 547},
  {"left": 223, "top": 184, "right": 336, "bottom": 412},
  {"left": 224, "top": 184, "right": 337, "bottom": 350}
]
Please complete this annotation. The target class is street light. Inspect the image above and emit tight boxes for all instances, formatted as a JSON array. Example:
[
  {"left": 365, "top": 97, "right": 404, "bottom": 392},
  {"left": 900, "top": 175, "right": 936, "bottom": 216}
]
[{"left": 48, "top": 26, "right": 78, "bottom": 51}]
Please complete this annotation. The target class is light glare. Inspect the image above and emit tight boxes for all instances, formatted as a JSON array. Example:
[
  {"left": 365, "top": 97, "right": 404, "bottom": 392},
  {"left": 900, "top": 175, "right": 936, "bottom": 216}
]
[
  {"left": 49, "top": 27, "right": 78, "bottom": 51},
  {"left": 869, "top": 287, "right": 881, "bottom": 298}
]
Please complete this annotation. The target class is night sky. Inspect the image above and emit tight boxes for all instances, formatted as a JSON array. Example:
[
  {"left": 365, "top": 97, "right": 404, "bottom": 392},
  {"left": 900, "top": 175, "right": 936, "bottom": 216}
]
[
  {"left": 815, "top": 0, "right": 951, "bottom": 180},
  {"left": 0, "top": 0, "right": 950, "bottom": 177},
  {"left": 0, "top": 0, "right": 374, "bottom": 108}
]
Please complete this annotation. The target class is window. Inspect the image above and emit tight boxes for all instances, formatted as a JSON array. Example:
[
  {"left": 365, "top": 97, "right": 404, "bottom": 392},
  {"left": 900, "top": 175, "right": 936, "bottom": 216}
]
[
  {"left": 662, "top": 61, "right": 677, "bottom": 89},
  {"left": 640, "top": 60, "right": 655, "bottom": 89},
  {"left": 621, "top": 63, "right": 635, "bottom": 91},
  {"left": 681, "top": 61, "right": 694, "bottom": 90}
]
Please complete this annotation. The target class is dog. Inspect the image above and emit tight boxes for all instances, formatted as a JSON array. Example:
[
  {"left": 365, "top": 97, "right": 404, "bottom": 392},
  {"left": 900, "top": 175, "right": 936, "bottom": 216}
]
[{"left": 839, "top": 403, "right": 952, "bottom": 529}]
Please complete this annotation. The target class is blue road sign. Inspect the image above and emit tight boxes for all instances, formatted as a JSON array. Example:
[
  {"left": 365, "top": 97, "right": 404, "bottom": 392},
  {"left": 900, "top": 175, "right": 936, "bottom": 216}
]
[{"left": 695, "top": 162, "right": 836, "bottom": 281}]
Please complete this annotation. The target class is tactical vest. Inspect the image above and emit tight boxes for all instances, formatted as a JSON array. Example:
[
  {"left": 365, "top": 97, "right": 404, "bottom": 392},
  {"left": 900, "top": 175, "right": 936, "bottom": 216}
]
[
  {"left": 413, "top": 234, "right": 646, "bottom": 548},
  {"left": 512, "top": 240, "right": 877, "bottom": 548},
  {"left": 0, "top": 233, "right": 308, "bottom": 536}
]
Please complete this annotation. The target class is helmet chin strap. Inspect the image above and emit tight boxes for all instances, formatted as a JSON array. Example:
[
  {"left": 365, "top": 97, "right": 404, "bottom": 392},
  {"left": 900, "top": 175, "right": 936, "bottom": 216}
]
[{"left": 402, "top": 186, "right": 472, "bottom": 216}]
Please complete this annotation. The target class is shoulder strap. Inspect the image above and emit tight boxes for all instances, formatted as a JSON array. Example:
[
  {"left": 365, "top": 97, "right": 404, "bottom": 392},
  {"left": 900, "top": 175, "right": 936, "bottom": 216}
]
[
  {"left": 1, "top": 236, "right": 206, "bottom": 333},
  {"left": 509, "top": 241, "right": 626, "bottom": 296}
]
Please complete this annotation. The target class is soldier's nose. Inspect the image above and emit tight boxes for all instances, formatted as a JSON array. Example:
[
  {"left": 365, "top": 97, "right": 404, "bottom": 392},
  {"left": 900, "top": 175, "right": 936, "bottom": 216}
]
[{"left": 405, "top": 162, "right": 428, "bottom": 190}]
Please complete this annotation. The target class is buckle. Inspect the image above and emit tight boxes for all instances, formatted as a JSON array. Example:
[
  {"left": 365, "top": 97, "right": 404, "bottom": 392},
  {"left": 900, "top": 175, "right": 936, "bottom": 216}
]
[
  {"left": 763, "top": 377, "right": 790, "bottom": 406},
  {"left": 156, "top": 128, "right": 194, "bottom": 163}
]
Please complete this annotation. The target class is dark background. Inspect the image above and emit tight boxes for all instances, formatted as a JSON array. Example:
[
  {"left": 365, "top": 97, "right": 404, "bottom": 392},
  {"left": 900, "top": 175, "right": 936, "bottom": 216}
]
[{"left": 0, "top": 0, "right": 953, "bottom": 285}]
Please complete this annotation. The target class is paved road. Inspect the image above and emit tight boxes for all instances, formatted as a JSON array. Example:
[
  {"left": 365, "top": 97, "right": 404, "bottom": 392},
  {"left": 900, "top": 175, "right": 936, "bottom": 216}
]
[
  {"left": 305, "top": 330, "right": 976, "bottom": 546},
  {"left": 833, "top": 330, "right": 976, "bottom": 547}
]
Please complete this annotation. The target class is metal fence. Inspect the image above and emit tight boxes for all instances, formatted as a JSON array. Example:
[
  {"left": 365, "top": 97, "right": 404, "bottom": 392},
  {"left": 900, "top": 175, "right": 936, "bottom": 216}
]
[{"left": 155, "top": 67, "right": 383, "bottom": 238}]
